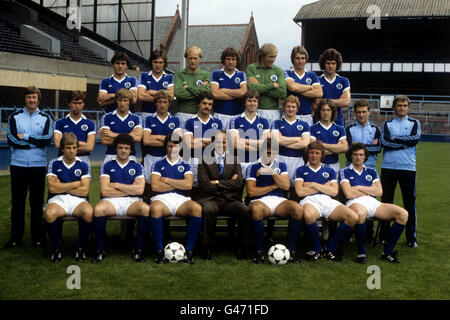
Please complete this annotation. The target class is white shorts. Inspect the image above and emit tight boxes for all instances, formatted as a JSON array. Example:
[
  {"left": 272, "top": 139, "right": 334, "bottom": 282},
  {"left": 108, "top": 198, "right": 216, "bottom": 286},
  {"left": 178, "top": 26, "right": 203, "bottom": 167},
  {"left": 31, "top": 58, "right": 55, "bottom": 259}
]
[
  {"left": 325, "top": 162, "right": 340, "bottom": 175},
  {"left": 257, "top": 109, "right": 281, "bottom": 127},
  {"left": 101, "top": 197, "right": 142, "bottom": 216},
  {"left": 151, "top": 192, "right": 191, "bottom": 216},
  {"left": 298, "top": 114, "right": 313, "bottom": 127},
  {"left": 214, "top": 113, "right": 237, "bottom": 130},
  {"left": 346, "top": 195, "right": 381, "bottom": 219},
  {"left": 300, "top": 194, "right": 342, "bottom": 220},
  {"left": 250, "top": 195, "right": 287, "bottom": 216},
  {"left": 144, "top": 154, "right": 162, "bottom": 184},
  {"left": 45, "top": 194, "right": 88, "bottom": 216},
  {"left": 103, "top": 154, "right": 137, "bottom": 164},
  {"left": 278, "top": 155, "right": 304, "bottom": 185}
]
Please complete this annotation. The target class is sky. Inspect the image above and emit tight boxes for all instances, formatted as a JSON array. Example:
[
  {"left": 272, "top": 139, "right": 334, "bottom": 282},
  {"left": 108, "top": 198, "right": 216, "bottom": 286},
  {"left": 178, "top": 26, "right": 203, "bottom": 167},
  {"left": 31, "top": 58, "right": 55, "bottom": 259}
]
[{"left": 154, "top": 0, "right": 318, "bottom": 70}]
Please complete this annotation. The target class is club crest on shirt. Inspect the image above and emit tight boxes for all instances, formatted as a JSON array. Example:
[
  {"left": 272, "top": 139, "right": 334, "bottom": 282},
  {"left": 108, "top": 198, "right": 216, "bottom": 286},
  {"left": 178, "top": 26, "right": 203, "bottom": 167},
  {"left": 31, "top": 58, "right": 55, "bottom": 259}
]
[
  {"left": 332, "top": 130, "right": 340, "bottom": 137},
  {"left": 365, "top": 175, "right": 373, "bottom": 182},
  {"left": 128, "top": 121, "right": 135, "bottom": 128},
  {"left": 211, "top": 123, "right": 218, "bottom": 129},
  {"left": 177, "top": 166, "right": 185, "bottom": 173},
  {"left": 297, "top": 124, "right": 304, "bottom": 131},
  {"left": 81, "top": 124, "right": 88, "bottom": 131},
  {"left": 270, "top": 75, "right": 278, "bottom": 82},
  {"left": 74, "top": 169, "right": 82, "bottom": 177},
  {"left": 274, "top": 168, "right": 281, "bottom": 174},
  {"left": 162, "top": 82, "right": 169, "bottom": 88},
  {"left": 322, "top": 172, "right": 330, "bottom": 179},
  {"left": 124, "top": 82, "right": 132, "bottom": 89},
  {"left": 196, "top": 80, "right": 203, "bottom": 87},
  {"left": 306, "top": 77, "right": 312, "bottom": 84},
  {"left": 336, "top": 83, "right": 343, "bottom": 90},
  {"left": 129, "top": 169, "right": 136, "bottom": 176},
  {"left": 235, "top": 77, "right": 241, "bottom": 84},
  {"left": 257, "top": 123, "right": 264, "bottom": 129},
  {"left": 168, "top": 123, "right": 176, "bottom": 129}
]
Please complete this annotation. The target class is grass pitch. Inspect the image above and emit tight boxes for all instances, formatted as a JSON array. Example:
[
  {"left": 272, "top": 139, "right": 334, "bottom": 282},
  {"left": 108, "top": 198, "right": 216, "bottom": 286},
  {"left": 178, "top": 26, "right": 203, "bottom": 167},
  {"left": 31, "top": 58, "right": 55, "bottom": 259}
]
[{"left": 0, "top": 142, "right": 449, "bottom": 300}]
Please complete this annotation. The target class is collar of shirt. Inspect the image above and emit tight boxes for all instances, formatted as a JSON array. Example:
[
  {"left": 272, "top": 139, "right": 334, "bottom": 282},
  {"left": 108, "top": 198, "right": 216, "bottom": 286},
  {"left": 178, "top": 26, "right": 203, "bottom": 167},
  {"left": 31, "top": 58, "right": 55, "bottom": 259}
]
[
  {"left": 214, "top": 151, "right": 225, "bottom": 164},
  {"left": 163, "top": 155, "right": 182, "bottom": 166},
  {"left": 349, "top": 163, "right": 366, "bottom": 175},
  {"left": 306, "top": 162, "right": 324, "bottom": 173},
  {"left": 112, "top": 109, "right": 131, "bottom": 120}
]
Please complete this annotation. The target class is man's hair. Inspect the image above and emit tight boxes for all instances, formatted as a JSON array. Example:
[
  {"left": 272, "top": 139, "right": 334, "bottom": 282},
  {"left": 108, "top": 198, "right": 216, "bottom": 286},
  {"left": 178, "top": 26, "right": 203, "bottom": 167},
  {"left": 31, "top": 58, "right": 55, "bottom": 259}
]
[
  {"left": 154, "top": 90, "right": 172, "bottom": 103},
  {"left": 184, "top": 46, "right": 202, "bottom": 59},
  {"left": 243, "top": 89, "right": 260, "bottom": 102},
  {"left": 111, "top": 52, "right": 130, "bottom": 67},
  {"left": 115, "top": 88, "right": 133, "bottom": 101},
  {"left": 113, "top": 134, "right": 135, "bottom": 153},
  {"left": 60, "top": 132, "right": 79, "bottom": 151},
  {"left": 24, "top": 86, "right": 41, "bottom": 100},
  {"left": 346, "top": 142, "right": 368, "bottom": 163},
  {"left": 220, "top": 47, "right": 241, "bottom": 66},
  {"left": 149, "top": 49, "right": 168, "bottom": 68},
  {"left": 317, "top": 99, "right": 337, "bottom": 122},
  {"left": 283, "top": 95, "right": 300, "bottom": 109},
  {"left": 258, "top": 43, "right": 277, "bottom": 61},
  {"left": 319, "top": 48, "right": 343, "bottom": 71},
  {"left": 303, "top": 140, "right": 326, "bottom": 163},
  {"left": 69, "top": 90, "right": 86, "bottom": 104},
  {"left": 196, "top": 91, "right": 214, "bottom": 105},
  {"left": 353, "top": 99, "right": 370, "bottom": 111},
  {"left": 163, "top": 132, "right": 184, "bottom": 156},
  {"left": 392, "top": 95, "right": 410, "bottom": 109},
  {"left": 290, "top": 45, "right": 309, "bottom": 64}
]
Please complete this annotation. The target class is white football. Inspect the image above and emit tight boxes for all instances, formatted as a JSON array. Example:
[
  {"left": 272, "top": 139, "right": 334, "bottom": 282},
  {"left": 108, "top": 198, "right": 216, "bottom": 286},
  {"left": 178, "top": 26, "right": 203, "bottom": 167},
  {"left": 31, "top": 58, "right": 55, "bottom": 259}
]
[
  {"left": 268, "top": 244, "right": 290, "bottom": 265},
  {"left": 164, "top": 242, "right": 186, "bottom": 263}
]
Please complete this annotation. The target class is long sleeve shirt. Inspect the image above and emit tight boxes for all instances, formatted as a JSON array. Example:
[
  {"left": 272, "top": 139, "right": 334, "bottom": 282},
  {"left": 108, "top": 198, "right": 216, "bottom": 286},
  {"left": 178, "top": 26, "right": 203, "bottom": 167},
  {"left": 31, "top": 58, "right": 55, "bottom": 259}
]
[
  {"left": 7, "top": 107, "right": 53, "bottom": 167},
  {"left": 346, "top": 121, "right": 381, "bottom": 168},
  {"left": 174, "top": 68, "right": 211, "bottom": 114},
  {"left": 381, "top": 116, "right": 421, "bottom": 171}
]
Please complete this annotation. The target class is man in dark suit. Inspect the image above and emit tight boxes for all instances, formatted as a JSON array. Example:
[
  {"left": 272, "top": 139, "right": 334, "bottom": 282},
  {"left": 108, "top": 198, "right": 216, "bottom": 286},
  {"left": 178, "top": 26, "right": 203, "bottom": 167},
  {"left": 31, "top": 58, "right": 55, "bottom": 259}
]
[{"left": 196, "top": 130, "right": 250, "bottom": 260}]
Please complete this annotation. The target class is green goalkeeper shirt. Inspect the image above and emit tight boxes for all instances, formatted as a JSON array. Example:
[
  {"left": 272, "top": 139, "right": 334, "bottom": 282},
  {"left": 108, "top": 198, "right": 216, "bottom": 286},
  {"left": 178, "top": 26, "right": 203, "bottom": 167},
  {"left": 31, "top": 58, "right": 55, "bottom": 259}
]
[
  {"left": 246, "top": 62, "right": 287, "bottom": 110},
  {"left": 174, "top": 68, "right": 211, "bottom": 114}
]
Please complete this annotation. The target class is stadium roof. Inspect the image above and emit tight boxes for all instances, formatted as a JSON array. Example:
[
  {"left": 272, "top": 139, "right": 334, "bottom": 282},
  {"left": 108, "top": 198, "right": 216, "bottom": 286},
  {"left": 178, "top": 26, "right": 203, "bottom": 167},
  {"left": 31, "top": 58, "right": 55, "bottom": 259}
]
[{"left": 294, "top": 0, "right": 450, "bottom": 21}]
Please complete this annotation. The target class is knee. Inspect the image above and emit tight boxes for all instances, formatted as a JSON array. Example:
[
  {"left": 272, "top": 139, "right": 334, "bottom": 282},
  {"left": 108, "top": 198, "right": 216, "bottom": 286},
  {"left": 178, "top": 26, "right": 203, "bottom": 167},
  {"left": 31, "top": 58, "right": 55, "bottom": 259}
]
[
  {"left": 397, "top": 208, "right": 408, "bottom": 225},
  {"left": 303, "top": 209, "right": 316, "bottom": 225},
  {"left": 44, "top": 208, "right": 58, "bottom": 223},
  {"left": 291, "top": 204, "right": 304, "bottom": 220},
  {"left": 138, "top": 203, "right": 150, "bottom": 217},
  {"left": 190, "top": 202, "right": 202, "bottom": 218},
  {"left": 346, "top": 210, "right": 359, "bottom": 227},
  {"left": 93, "top": 203, "right": 106, "bottom": 217},
  {"left": 82, "top": 205, "right": 94, "bottom": 223},
  {"left": 150, "top": 204, "right": 163, "bottom": 218},
  {"left": 355, "top": 210, "right": 367, "bottom": 225},
  {"left": 250, "top": 204, "right": 264, "bottom": 220}
]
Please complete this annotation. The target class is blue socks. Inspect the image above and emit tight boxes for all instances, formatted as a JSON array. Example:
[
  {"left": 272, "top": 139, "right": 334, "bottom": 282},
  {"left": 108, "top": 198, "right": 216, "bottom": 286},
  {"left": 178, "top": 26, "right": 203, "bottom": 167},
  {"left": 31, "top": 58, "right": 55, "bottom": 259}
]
[
  {"left": 77, "top": 219, "right": 92, "bottom": 249},
  {"left": 354, "top": 222, "right": 367, "bottom": 255},
  {"left": 46, "top": 221, "right": 61, "bottom": 250},
  {"left": 306, "top": 222, "right": 322, "bottom": 253},
  {"left": 384, "top": 222, "right": 405, "bottom": 255},
  {"left": 135, "top": 216, "right": 149, "bottom": 251},
  {"left": 326, "top": 222, "right": 353, "bottom": 253},
  {"left": 150, "top": 217, "right": 163, "bottom": 251},
  {"left": 288, "top": 218, "right": 303, "bottom": 251},
  {"left": 186, "top": 216, "right": 202, "bottom": 252},
  {"left": 251, "top": 220, "right": 265, "bottom": 252},
  {"left": 93, "top": 216, "right": 106, "bottom": 252}
]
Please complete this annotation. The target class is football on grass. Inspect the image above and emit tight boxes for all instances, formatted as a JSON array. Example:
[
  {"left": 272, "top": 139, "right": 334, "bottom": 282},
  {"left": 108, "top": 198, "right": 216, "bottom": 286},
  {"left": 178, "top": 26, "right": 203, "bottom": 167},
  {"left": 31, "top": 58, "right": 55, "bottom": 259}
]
[
  {"left": 268, "top": 244, "right": 290, "bottom": 265},
  {"left": 164, "top": 242, "right": 186, "bottom": 263}
]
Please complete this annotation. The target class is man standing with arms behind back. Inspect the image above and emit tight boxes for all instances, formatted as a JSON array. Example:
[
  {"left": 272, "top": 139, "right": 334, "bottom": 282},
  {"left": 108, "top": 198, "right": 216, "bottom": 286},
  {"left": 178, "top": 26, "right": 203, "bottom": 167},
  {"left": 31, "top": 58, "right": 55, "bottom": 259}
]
[
  {"left": 6, "top": 86, "right": 53, "bottom": 248},
  {"left": 380, "top": 95, "right": 420, "bottom": 248}
]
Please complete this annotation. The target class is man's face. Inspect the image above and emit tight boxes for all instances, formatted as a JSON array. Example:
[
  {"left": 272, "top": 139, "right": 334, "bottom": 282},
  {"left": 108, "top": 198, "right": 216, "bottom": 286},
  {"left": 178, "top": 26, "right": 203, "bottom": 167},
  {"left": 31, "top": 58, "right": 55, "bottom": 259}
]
[
  {"left": 320, "top": 104, "right": 332, "bottom": 122},
  {"left": 116, "top": 98, "right": 130, "bottom": 114},
  {"left": 293, "top": 53, "right": 307, "bottom": 71},
  {"left": 324, "top": 60, "right": 337, "bottom": 74},
  {"left": 214, "top": 132, "right": 226, "bottom": 155},
  {"left": 116, "top": 143, "right": 131, "bottom": 161},
  {"left": 197, "top": 98, "right": 213, "bottom": 116},
  {"left": 156, "top": 98, "right": 170, "bottom": 114},
  {"left": 284, "top": 101, "right": 299, "bottom": 117},
  {"left": 69, "top": 98, "right": 85, "bottom": 116},
  {"left": 394, "top": 100, "right": 410, "bottom": 118},
  {"left": 355, "top": 106, "right": 370, "bottom": 125},
  {"left": 186, "top": 50, "right": 201, "bottom": 71},
  {"left": 63, "top": 143, "right": 78, "bottom": 161},
  {"left": 245, "top": 96, "right": 259, "bottom": 113},
  {"left": 261, "top": 52, "right": 277, "bottom": 68},
  {"left": 223, "top": 56, "right": 237, "bottom": 72},
  {"left": 151, "top": 57, "right": 165, "bottom": 75},
  {"left": 308, "top": 148, "right": 323, "bottom": 166},
  {"left": 24, "top": 93, "right": 39, "bottom": 111},
  {"left": 113, "top": 60, "right": 128, "bottom": 76},
  {"left": 351, "top": 149, "right": 366, "bottom": 166},
  {"left": 166, "top": 141, "right": 181, "bottom": 158}
]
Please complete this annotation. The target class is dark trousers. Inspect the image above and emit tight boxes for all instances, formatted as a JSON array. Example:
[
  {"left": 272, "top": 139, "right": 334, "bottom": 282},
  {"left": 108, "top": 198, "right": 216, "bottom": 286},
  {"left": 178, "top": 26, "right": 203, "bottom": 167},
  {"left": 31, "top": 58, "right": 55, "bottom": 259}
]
[
  {"left": 201, "top": 199, "right": 250, "bottom": 249},
  {"left": 380, "top": 168, "right": 417, "bottom": 243},
  {"left": 10, "top": 165, "right": 46, "bottom": 243}
]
